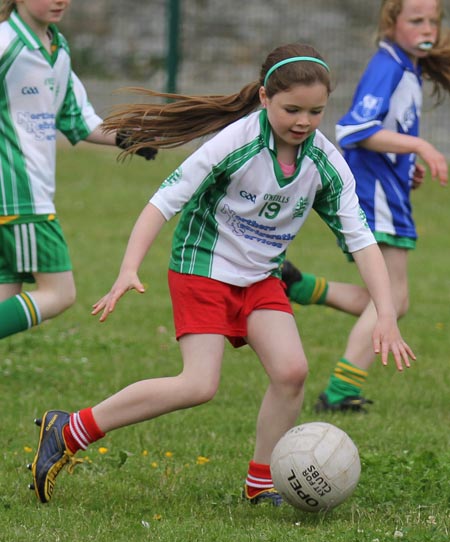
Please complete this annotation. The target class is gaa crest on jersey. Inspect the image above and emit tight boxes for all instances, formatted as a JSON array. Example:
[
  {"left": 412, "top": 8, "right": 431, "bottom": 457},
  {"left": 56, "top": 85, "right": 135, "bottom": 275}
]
[
  {"left": 292, "top": 196, "right": 309, "bottom": 218},
  {"left": 351, "top": 94, "right": 383, "bottom": 122},
  {"left": 45, "top": 78, "right": 55, "bottom": 91},
  {"left": 161, "top": 167, "right": 182, "bottom": 188}
]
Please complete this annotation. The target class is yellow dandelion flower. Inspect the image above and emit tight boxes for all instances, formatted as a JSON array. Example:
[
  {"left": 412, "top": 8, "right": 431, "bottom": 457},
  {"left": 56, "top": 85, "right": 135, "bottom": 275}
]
[
  {"left": 196, "top": 456, "right": 210, "bottom": 465},
  {"left": 23, "top": 446, "right": 33, "bottom": 453},
  {"left": 98, "top": 447, "right": 108, "bottom": 454},
  {"left": 151, "top": 461, "right": 158, "bottom": 468},
  {"left": 153, "top": 514, "right": 162, "bottom": 521},
  {"left": 164, "top": 451, "right": 173, "bottom": 458},
  {"left": 142, "top": 450, "right": 149, "bottom": 456}
]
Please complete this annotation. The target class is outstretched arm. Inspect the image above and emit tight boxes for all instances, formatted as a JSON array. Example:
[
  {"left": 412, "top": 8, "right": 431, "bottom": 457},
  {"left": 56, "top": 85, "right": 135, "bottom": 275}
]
[
  {"left": 352, "top": 243, "right": 415, "bottom": 370},
  {"left": 84, "top": 127, "right": 158, "bottom": 160},
  {"left": 84, "top": 125, "right": 117, "bottom": 146},
  {"left": 360, "top": 130, "right": 448, "bottom": 186},
  {"left": 92, "top": 203, "right": 167, "bottom": 321}
]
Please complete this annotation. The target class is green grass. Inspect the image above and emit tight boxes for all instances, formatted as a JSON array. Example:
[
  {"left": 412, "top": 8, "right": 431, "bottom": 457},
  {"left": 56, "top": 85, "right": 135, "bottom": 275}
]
[{"left": 1, "top": 144, "right": 449, "bottom": 542}]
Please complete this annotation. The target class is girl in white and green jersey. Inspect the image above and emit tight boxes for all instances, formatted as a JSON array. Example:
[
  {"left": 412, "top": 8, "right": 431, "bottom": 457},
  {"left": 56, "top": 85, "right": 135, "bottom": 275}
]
[
  {"left": 31, "top": 43, "right": 415, "bottom": 506},
  {"left": 0, "top": 0, "right": 156, "bottom": 340}
]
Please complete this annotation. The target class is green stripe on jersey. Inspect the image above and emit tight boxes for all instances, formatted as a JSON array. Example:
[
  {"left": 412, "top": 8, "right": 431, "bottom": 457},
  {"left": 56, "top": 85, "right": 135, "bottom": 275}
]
[
  {"left": 8, "top": 12, "right": 40, "bottom": 50},
  {"left": 0, "top": 38, "right": 33, "bottom": 215},
  {"left": 56, "top": 75, "right": 91, "bottom": 143},
  {"left": 308, "top": 144, "right": 348, "bottom": 251},
  {"left": 171, "top": 137, "right": 264, "bottom": 276}
]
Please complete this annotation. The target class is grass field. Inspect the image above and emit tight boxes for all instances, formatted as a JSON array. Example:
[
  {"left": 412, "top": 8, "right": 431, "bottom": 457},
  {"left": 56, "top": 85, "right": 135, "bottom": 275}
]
[{"left": 1, "top": 144, "right": 449, "bottom": 542}]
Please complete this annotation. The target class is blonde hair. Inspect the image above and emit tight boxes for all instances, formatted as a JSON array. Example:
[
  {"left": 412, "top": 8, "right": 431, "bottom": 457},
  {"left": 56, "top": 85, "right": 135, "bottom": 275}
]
[
  {"left": 103, "top": 43, "right": 331, "bottom": 155},
  {"left": 377, "top": 0, "right": 450, "bottom": 102},
  {"left": 0, "top": 0, "right": 15, "bottom": 22}
]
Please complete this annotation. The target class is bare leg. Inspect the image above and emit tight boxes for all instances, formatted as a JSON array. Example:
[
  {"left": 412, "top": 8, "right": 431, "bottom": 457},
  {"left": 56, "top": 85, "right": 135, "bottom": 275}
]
[
  {"left": 325, "top": 281, "right": 370, "bottom": 316},
  {"left": 31, "top": 271, "right": 76, "bottom": 319},
  {"left": 0, "top": 273, "right": 76, "bottom": 338},
  {"left": 92, "top": 333, "right": 225, "bottom": 432},
  {"left": 246, "top": 310, "right": 308, "bottom": 464},
  {"left": 283, "top": 259, "right": 369, "bottom": 316},
  {"left": 343, "top": 246, "right": 409, "bottom": 370},
  {"left": 0, "top": 283, "right": 22, "bottom": 301},
  {"left": 30, "top": 334, "right": 226, "bottom": 504}
]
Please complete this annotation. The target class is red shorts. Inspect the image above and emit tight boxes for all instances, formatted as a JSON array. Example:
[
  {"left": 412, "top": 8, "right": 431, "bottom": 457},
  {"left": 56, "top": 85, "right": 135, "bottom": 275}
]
[{"left": 168, "top": 270, "right": 293, "bottom": 348}]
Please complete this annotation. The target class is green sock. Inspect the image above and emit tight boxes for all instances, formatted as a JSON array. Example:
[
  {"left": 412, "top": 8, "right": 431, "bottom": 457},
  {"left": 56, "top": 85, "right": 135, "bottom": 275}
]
[
  {"left": 323, "top": 358, "right": 368, "bottom": 404},
  {"left": 0, "top": 293, "right": 41, "bottom": 339},
  {"left": 288, "top": 272, "right": 328, "bottom": 305}
]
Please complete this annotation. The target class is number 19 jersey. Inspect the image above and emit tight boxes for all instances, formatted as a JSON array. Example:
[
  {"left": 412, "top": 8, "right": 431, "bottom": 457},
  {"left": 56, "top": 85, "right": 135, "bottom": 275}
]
[{"left": 150, "top": 110, "right": 375, "bottom": 287}]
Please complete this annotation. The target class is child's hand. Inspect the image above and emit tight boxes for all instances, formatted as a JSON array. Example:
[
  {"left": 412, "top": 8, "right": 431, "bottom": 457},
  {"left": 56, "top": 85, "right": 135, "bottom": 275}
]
[
  {"left": 116, "top": 131, "right": 158, "bottom": 160},
  {"left": 372, "top": 316, "right": 416, "bottom": 371},
  {"left": 417, "top": 140, "right": 448, "bottom": 187},
  {"left": 412, "top": 163, "right": 426, "bottom": 189},
  {"left": 92, "top": 271, "right": 146, "bottom": 322}
]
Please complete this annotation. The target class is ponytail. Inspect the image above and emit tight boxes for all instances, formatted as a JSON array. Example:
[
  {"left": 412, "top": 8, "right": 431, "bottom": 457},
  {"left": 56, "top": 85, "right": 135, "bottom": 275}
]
[
  {"left": 103, "top": 43, "right": 331, "bottom": 157},
  {"left": 103, "top": 83, "right": 261, "bottom": 155}
]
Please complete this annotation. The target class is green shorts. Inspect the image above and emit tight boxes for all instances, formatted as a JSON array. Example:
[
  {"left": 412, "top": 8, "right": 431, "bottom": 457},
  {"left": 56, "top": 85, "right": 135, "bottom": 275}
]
[
  {"left": 373, "top": 232, "right": 416, "bottom": 250},
  {"left": 0, "top": 217, "right": 72, "bottom": 284},
  {"left": 345, "top": 233, "right": 416, "bottom": 262}
]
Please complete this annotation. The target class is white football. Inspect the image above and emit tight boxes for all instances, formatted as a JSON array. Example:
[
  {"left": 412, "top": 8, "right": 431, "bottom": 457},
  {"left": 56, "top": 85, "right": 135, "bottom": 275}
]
[{"left": 270, "top": 422, "right": 360, "bottom": 512}]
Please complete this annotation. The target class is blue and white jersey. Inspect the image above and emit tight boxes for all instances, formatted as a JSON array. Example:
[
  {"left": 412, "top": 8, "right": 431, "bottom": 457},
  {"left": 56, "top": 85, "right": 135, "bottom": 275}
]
[
  {"left": 336, "top": 41, "right": 422, "bottom": 239},
  {"left": 151, "top": 110, "right": 375, "bottom": 287}
]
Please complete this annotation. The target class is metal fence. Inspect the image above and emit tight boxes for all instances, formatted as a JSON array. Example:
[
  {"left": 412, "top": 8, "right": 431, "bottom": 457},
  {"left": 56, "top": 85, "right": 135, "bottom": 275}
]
[{"left": 60, "top": 0, "right": 450, "bottom": 154}]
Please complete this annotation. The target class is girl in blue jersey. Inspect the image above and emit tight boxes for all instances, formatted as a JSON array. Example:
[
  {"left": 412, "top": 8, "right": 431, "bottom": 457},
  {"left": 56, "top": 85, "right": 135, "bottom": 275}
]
[
  {"left": 283, "top": 0, "right": 450, "bottom": 412},
  {"left": 0, "top": 0, "right": 155, "bottom": 341},
  {"left": 30, "top": 42, "right": 415, "bottom": 506}
]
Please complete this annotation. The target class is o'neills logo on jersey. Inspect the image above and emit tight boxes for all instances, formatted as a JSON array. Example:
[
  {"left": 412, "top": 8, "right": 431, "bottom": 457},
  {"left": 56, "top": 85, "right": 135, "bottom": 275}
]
[
  {"left": 264, "top": 193, "right": 290, "bottom": 203},
  {"left": 22, "top": 86, "right": 39, "bottom": 95}
]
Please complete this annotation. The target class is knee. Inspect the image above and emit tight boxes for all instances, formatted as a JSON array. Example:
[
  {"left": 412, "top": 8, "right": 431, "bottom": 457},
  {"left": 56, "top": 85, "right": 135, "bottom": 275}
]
[
  {"left": 64, "top": 286, "right": 77, "bottom": 310},
  {"left": 180, "top": 374, "right": 220, "bottom": 407},
  {"left": 273, "top": 359, "right": 308, "bottom": 392},
  {"left": 56, "top": 283, "right": 77, "bottom": 312},
  {"left": 193, "top": 384, "right": 219, "bottom": 406},
  {"left": 396, "top": 292, "right": 409, "bottom": 319},
  {"left": 34, "top": 273, "right": 77, "bottom": 315}
]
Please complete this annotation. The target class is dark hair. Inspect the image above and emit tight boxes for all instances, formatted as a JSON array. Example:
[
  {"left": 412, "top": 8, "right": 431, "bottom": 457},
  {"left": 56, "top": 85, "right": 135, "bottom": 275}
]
[
  {"left": 261, "top": 43, "right": 331, "bottom": 98},
  {"left": 103, "top": 43, "right": 331, "bottom": 154}
]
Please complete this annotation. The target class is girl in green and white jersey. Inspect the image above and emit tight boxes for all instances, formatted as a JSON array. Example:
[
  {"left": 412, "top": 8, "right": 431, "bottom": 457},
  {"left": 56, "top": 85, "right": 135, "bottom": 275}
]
[
  {"left": 31, "top": 42, "right": 415, "bottom": 506},
  {"left": 0, "top": 0, "right": 155, "bottom": 339}
]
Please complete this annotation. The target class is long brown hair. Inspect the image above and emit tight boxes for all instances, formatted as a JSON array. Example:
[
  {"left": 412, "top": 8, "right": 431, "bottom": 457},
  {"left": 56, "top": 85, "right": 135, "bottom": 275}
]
[
  {"left": 103, "top": 43, "right": 331, "bottom": 155},
  {"left": 377, "top": 0, "right": 450, "bottom": 102},
  {"left": 0, "top": 0, "right": 15, "bottom": 22}
]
